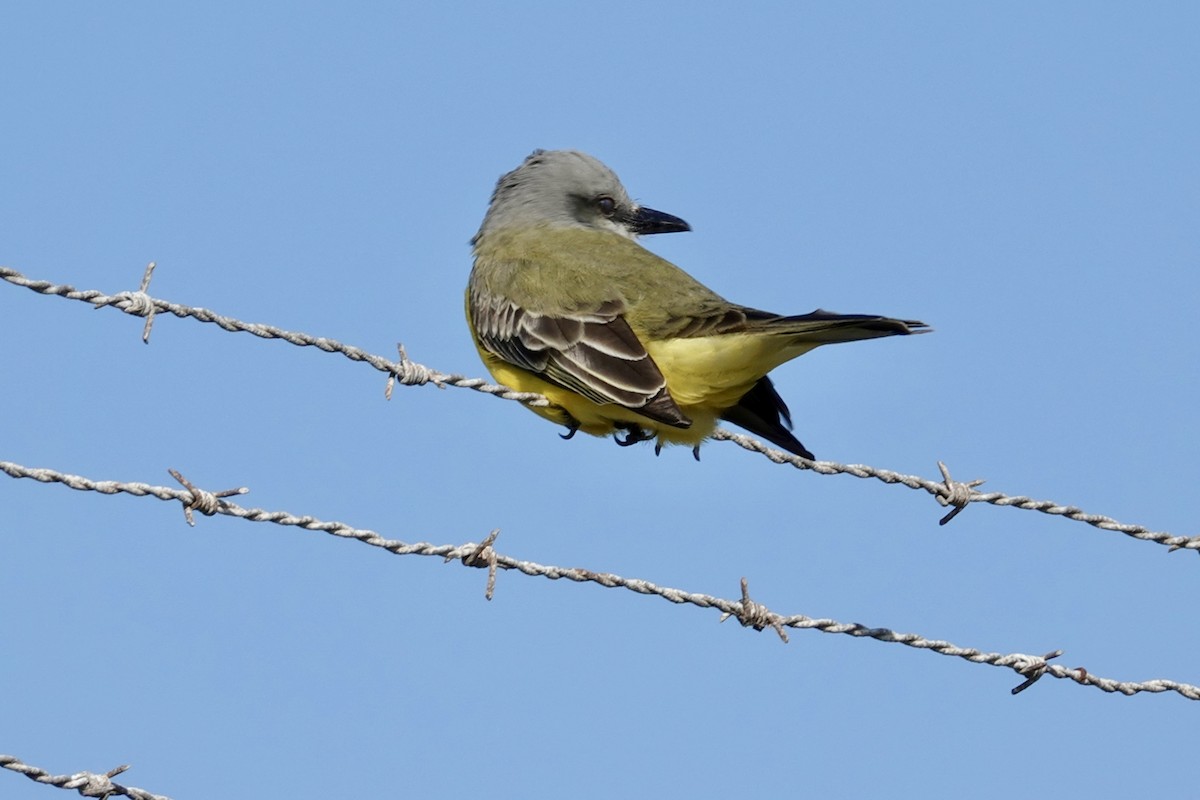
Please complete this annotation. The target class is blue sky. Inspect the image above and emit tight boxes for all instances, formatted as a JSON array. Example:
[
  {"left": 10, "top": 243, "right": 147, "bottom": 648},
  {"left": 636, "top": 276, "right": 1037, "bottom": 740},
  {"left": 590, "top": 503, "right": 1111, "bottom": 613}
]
[{"left": 3, "top": 2, "right": 1197, "bottom": 797}]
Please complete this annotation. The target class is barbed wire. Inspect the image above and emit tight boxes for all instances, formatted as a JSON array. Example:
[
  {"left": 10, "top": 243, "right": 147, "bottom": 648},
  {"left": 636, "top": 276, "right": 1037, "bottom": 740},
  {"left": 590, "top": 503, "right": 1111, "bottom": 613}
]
[
  {"left": 0, "top": 264, "right": 549, "bottom": 408},
  {"left": 3, "top": 264, "right": 1196, "bottom": 555},
  {"left": 710, "top": 431, "right": 1200, "bottom": 553},
  {"left": 2, "top": 459, "right": 1197, "bottom": 701},
  {"left": 0, "top": 755, "right": 168, "bottom": 800}
]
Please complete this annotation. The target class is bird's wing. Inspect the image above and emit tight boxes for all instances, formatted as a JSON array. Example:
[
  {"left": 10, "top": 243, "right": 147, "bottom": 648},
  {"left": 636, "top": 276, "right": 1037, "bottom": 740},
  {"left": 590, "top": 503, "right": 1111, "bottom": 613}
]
[{"left": 470, "top": 291, "right": 691, "bottom": 429}]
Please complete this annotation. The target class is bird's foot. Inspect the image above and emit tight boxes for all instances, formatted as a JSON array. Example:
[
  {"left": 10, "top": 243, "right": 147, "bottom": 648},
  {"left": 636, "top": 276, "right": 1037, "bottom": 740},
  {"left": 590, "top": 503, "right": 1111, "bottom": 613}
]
[
  {"left": 558, "top": 413, "right": 583, "bottom": 440},
  {"left": 613, "top": 424, "right": 652, "bottom": 447}
]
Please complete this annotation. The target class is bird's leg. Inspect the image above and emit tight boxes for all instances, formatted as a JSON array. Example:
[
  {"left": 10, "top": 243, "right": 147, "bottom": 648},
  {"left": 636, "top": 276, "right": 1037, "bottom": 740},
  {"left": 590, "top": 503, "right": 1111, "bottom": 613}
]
[
  {"left": 692, "top": 445, "right": 701, "bottom": 461},
  {"left": 613, "top": 423, "right": 652, "bottom": 447}
]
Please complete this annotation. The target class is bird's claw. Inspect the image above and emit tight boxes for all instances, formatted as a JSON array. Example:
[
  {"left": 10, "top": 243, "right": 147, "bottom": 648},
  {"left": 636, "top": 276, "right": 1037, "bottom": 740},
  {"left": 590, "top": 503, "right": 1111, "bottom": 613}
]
[
  {"left": 653, "top": 441, "right": 700, "bottom": 460},
  {"left": 613, "top": 424, "right": 652, "bottom": 447},
  {"left": 559, "top": 414, "right": 582, "bottom": 440}
]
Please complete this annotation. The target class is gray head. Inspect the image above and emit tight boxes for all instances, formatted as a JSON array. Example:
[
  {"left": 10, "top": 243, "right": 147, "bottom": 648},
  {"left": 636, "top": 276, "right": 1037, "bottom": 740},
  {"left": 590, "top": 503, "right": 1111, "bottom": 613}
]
[{"left": 473, "top": 149, "right": 690, "bottom": 244}]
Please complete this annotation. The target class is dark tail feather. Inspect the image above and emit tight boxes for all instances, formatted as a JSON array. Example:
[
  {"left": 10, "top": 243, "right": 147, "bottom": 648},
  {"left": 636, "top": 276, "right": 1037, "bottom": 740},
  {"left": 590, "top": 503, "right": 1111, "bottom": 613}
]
[
  {"left": 720, "top": 376, "right": 815, "bottom": 460},
  {"left": 747, "top": 308, "right": 931, "bottom": 344}
]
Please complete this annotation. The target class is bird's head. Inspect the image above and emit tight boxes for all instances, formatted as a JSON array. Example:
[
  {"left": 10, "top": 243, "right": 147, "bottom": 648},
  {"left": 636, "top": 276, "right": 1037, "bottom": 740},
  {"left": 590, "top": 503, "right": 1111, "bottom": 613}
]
[{"left": 474, "top": 149, "right": 691, "bottom": 244}]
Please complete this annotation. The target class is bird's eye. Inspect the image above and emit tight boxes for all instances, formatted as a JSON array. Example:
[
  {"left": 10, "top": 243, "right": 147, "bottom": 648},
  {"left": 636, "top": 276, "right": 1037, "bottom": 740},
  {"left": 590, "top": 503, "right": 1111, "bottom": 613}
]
[{"left": 596, "top": 196, "right": 617, "bottom": 217}]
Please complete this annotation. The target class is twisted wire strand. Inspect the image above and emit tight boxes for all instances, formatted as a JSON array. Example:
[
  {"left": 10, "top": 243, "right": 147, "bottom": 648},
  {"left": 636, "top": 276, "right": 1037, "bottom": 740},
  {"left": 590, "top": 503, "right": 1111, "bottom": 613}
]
[
  {"left": 711, "top": 430, "right": 1200, "bottom": 553},
  {"left": 0, "top": 265, "right": 547, "bottom": 407},
  {"left": 3, "top": 459, "right": 1196, "bottom": 700},
  {"left": 0, "top": 755, "right": 168, "bottom": 800},
  {"left": 3, "top": 263, "right": 1197, "bottom": 555}
]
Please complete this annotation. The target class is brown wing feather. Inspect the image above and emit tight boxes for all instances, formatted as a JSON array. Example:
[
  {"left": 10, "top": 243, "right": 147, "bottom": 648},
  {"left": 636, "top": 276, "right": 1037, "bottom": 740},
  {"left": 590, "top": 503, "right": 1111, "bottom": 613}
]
[{"left": 470, "top": 290, "right": 691, "bottom": 429}]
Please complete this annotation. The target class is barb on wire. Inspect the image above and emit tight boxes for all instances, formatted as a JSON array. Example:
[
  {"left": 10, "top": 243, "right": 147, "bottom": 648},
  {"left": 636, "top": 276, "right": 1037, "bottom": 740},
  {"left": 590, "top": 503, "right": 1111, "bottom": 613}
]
[
  {"left": 0, "top": 754, "right": 169, "bottom": 800},
  {"left": 100, "top": 260, "right": 158, "bottom": 343},
  {"left": 1011, "top": 650, "right": 1065, "bottom": 695},
  {"left": 719, "top": 577, "right": 789, "bottom": 642},
  {"left": 3, "top": 264, "right": 1198, "bottom": 555},
  {"left": 934, "top": 460, "right": 987, "bottom": 525},
  {"left": 167, "top": 468, "right": 248, "bottom": 526},
  {"left": 3, "top": 459, "right": 1197, "bottom": 701},
  {"left": 458, "top": 528, "right": 501, "bottom": 600}
]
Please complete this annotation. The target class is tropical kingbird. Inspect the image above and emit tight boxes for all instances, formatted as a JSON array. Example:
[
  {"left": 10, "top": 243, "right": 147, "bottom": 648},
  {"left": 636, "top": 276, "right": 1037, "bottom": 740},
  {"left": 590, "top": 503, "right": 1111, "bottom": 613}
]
[{"left": 467, "top": 149, "right": 928, "bottom": 460}]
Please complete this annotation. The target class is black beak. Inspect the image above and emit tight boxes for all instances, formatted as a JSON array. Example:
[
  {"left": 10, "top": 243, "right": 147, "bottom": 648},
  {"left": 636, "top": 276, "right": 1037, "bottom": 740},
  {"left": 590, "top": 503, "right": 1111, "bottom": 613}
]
[{"left": 624, "top": 205, "right": 691, "bottom": 235}]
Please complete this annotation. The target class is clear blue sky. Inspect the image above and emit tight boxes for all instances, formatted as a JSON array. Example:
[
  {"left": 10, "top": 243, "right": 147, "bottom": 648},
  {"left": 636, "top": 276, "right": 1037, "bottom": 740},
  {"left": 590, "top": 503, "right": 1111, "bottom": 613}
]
[{"left": 3, "top": 3, "right": 1197, "bottom": 797}]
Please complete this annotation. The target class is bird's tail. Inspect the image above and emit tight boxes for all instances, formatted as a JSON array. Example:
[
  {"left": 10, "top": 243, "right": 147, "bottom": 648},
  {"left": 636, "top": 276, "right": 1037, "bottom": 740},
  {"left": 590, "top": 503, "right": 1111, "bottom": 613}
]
[{"left": 748, "top": 308, "right": 931, "bottom": 344}]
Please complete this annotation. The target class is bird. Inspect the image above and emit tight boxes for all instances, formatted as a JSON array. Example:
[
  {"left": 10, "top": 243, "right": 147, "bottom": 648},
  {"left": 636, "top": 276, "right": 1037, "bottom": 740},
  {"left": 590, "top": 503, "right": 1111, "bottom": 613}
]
[{"left": 466, "top": 149, "right": 928, "bottom": 460}]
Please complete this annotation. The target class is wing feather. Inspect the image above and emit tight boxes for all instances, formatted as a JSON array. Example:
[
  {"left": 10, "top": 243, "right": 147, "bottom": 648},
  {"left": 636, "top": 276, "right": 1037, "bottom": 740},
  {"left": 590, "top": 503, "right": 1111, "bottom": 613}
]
[{"left": 470, "top": 289, "right": 691, "bottom": 428}]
